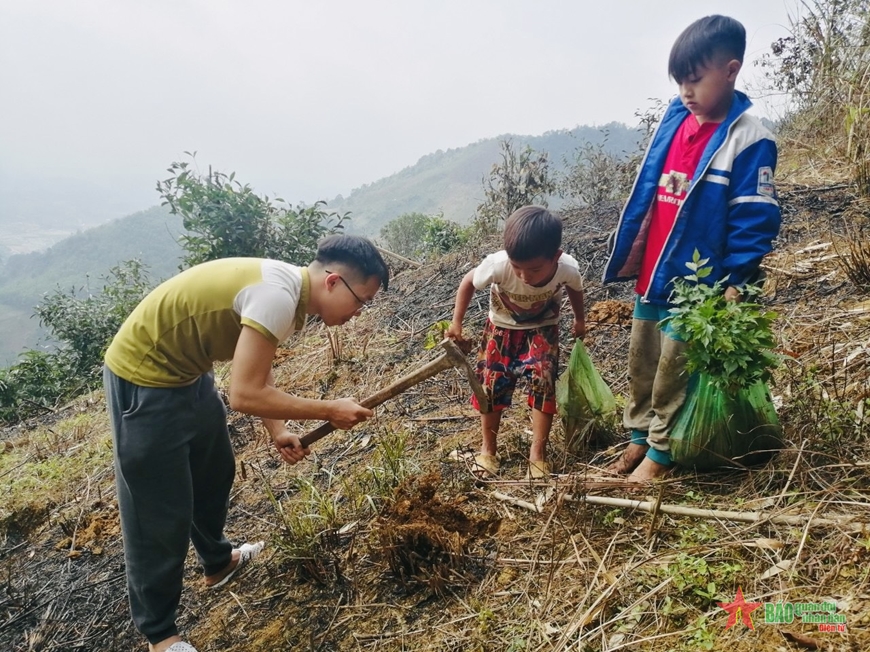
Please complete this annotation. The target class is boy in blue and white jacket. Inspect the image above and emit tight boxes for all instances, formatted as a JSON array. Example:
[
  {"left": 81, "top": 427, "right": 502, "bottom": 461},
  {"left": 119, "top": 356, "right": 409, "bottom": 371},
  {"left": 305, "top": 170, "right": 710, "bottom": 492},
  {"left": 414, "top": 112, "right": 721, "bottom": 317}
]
[{"left": 603, "top": 15, "right": 781, "bottom": 482}]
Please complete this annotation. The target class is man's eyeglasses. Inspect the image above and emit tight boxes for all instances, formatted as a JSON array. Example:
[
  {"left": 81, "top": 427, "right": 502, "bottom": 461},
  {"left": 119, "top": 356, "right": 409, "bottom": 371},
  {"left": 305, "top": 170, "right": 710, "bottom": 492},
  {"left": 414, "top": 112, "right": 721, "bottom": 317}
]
[{"left": 325, "top": 269, "right": 371, "bottom": 308}]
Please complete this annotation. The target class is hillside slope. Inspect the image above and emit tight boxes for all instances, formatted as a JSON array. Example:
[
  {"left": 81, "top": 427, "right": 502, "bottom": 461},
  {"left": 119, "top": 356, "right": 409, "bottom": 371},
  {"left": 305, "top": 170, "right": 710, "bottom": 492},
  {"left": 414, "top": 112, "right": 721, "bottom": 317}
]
[
  {"left": 331, "top": 123, "right": 640, "bottom": 235},
  {"left": 1, "top": 184, "right": 868, "bottom": 651},
  {"left": 0, "top": 205, "right": 184, "bottom": 365}
]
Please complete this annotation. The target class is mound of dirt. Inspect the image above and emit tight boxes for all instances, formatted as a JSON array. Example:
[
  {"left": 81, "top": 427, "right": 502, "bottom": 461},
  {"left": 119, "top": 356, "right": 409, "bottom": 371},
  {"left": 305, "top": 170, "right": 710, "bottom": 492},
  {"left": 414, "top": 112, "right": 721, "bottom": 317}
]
[
  {"left": 373, "top": 473, "right": 499, "bottom": 594},
  {"left": 54, "top": 509, "right": 121, "bottom": 558},
  {"left": 586, "top": 299, "right": 633, "bottom": 326}
]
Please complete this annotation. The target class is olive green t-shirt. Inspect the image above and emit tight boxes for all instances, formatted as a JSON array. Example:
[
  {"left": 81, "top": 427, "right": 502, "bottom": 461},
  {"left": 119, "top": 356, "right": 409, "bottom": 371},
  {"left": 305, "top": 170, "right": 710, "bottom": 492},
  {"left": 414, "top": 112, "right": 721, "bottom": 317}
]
[{"left": 104, "top": 258, "right": 310, "bottom": 388}]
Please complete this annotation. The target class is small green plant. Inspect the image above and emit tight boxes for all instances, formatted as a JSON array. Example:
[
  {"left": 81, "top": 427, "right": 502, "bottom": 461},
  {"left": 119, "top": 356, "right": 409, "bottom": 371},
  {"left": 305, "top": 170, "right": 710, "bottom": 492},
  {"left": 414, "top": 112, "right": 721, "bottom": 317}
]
[
  {"left": 661, "top": 552, "right": 744, "bottom": 610},
  {"left": 265, "top": 476, "right": 346, "bottom": 583},
  {"left": 366, "top": 430, "right": 415, "bottom": 498},
  {"left": 664, "top": 250, "right": 779, "bottom": 395},
  {"left": 423, "top": 321, "right": 451, "bottom": 349},
  {"left": 687, "top": 615, "right": 716, "bottom": 651},
  {"left": 505, "top": 636, "right": 528, "bottom": 652},
  {"left": 602, "top": 508, "right": 624, "bottom": 526},
  {"left": 266, "top": 477, "right": 342, "bottom": 554},
  {"left": 669, "top": 554, "right": 717, "bottom": 605},
  {"left": 476, "top": 606, "right": 495, "bottom": 633},
  {"left": 676, "top": 521, "right": 721, "bottom": 547}
]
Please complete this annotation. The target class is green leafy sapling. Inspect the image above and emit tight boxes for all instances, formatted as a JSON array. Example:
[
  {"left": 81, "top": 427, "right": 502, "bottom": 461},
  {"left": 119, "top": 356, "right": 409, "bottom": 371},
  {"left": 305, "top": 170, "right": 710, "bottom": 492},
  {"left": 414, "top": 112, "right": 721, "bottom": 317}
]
[
  {"left": 663, "top": 250, "right": 780, "bottom": 395},
  {"left": 423, "top": 320, "right": 452, "bottom": 350}
]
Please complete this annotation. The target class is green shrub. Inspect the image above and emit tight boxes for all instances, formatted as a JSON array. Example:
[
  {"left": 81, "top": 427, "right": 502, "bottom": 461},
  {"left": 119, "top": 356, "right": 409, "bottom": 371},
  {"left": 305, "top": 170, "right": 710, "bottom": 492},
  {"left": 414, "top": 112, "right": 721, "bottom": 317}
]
[
  {"left": 0, "top": 350, "right": 78, "bottom": 423},
  {"left": 0, "top": 260, "right": 151, "bottom": 425},
  {"left": 758, "top": 0, "right": 870, "bottom": 189},
  {"left": 422, "top": 214, "right": 469, "bottom": 256},
  {"left": 474, "top": 139, "right": 555, "bottom": 234},
  {"left": 380, "top": 212, "right": 469, "bottom": 260},
  {"left": 157, "top": 157, "right": 348, "bottom": 268},
  {"left": 269, "top": 200, "right": 350, "bottom": 265},
  {"left": 34, "top": 259, "right": 152, "bottom": 377},
  {"left": 558, "top": 135, "right": 635, "bottom": 207}
]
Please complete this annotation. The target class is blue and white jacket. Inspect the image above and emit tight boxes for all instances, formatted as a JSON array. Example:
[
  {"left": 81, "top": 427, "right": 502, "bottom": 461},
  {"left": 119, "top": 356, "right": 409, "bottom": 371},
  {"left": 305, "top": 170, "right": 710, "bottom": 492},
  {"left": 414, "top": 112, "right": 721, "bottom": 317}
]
[{"left": 602, "top": 91, "right": 781, "bottom": 305}]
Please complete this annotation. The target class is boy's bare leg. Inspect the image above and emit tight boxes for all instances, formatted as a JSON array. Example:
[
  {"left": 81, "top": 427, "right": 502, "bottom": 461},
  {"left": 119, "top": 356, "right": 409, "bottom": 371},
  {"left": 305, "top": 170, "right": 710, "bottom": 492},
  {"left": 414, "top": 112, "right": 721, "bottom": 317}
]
[
  {"left": 627, "top": 456, "right": 671, "bottom": 482},
  {"left": 480, "top": 411, "right": 501, "bottom": 457},
  {"left": 608, "top": 442, "right": 648, "bottom": 474},
  {"left": 470, "top": 411, "right": 502, "bottom": 477},
  {"left": 530, "top": 409, "right": 552, "bottom": 463},
  {"left": 613, "top": 314, "right": 659, "bottom": 475},
  {"left": 149, "top": 635, "right": 183, "bottom": 652}
]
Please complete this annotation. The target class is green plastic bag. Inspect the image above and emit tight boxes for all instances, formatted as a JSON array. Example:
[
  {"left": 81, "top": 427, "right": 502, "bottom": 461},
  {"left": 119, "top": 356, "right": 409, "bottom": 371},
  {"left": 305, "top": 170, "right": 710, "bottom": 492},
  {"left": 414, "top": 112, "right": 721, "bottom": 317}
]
[
  {"left": 556, "top": 340, "right": 616, "bottom": 451},
  {"left": 669, "top": 374, "right": 782, "bottom": 470}
]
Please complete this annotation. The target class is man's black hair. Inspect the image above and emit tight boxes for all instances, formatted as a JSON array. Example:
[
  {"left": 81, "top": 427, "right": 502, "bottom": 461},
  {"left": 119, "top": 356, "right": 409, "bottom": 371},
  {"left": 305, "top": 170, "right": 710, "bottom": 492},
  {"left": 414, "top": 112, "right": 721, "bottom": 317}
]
[
  {"left": 314, "top": 234, "right": 390, "bottom": 291},
  {"left": 668, "top": 15, "right": 746, "bottom": 83}
]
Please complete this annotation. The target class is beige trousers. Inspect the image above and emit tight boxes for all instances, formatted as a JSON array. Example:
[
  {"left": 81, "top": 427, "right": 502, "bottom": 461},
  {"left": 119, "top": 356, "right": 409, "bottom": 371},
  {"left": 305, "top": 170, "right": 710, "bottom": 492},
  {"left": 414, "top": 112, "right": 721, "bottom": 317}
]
[{"left": 623, "top": 316, "right": 689, "bottom": 453}]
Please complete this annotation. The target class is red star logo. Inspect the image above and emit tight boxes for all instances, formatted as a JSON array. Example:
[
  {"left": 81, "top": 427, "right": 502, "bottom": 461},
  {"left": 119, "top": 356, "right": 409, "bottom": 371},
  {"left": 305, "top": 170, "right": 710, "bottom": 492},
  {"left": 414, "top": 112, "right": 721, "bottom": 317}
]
[{"left": 718, "top": 587, "right": 763, "bottom": 629}]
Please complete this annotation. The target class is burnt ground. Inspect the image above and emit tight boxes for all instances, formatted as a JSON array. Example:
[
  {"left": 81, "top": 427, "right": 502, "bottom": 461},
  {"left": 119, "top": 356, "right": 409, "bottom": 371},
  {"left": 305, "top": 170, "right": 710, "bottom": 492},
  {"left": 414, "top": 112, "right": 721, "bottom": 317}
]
[{"left": 1, "top": 184, "right": 870, "bottom": 651}]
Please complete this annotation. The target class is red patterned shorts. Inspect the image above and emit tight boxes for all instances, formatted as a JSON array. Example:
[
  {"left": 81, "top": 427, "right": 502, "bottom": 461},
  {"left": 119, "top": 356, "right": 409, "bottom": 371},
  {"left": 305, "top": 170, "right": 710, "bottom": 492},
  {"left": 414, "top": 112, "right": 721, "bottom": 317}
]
[{"left": 471, "top": 320, "right": 560, "bottom": 414}]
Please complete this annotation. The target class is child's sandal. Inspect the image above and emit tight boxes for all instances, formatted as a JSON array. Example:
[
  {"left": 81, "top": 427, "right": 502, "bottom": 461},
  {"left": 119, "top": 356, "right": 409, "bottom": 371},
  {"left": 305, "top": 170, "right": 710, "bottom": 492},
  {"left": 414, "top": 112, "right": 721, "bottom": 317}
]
[
  {"left": 525, "top": 460, "right": 551, "bottom": 480},
  {"left": 470, "top": 454, "right": 500, "bottom": 479}
]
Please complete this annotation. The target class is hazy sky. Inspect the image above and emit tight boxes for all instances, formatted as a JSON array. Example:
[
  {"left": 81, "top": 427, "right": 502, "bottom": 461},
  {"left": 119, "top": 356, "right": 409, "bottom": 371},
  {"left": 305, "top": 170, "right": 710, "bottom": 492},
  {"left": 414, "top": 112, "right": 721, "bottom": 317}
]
[{"left": 1, "top": 0, "right": 794, "bottom": 212}]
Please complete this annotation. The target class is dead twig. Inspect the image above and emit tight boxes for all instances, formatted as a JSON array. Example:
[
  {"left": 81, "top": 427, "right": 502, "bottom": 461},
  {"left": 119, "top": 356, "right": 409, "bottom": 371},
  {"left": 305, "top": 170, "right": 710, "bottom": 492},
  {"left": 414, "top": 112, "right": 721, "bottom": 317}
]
[{"left": 491, "top": 490, "right": 541, "bottom": 513}]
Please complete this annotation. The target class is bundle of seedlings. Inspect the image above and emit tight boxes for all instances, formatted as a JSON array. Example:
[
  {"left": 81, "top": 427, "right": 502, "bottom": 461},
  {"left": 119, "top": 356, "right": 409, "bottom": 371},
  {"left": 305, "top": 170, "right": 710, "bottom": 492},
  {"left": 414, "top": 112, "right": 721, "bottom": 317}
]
[{"left": 663, "top": 251, "right": 783, "bottom": 470}]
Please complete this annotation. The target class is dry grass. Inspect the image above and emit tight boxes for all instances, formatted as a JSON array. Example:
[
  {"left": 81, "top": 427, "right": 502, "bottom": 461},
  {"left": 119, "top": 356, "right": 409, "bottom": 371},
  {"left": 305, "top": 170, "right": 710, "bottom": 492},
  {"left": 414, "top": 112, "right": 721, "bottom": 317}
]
[
  {"left": 0, "top": 408, "right": 113, "bottom": 539},
  {"left": 2, "top": 192, "right": 870, "bottom": 651}
]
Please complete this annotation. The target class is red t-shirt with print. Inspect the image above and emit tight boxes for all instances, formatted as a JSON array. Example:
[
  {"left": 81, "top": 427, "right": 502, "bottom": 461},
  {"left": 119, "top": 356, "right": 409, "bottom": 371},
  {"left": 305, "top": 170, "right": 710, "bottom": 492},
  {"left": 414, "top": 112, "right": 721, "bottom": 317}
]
[{"left": 636, "top": 116, "right": 720, "bottom": 295}]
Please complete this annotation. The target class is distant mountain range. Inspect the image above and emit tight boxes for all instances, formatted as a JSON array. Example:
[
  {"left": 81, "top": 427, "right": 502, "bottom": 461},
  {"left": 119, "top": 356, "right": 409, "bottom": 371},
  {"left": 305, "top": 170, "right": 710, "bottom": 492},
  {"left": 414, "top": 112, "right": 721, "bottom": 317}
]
[
  {"left": 0, "top": 206, "right": 185, "bottom": 365},
  {"left": 0, "top": 123, "right": 640, "bottom": 365},
  {"left": 0, "top": 168, "right": 160, "bottom": 253},
  {"left": 329, "top": 123, "right": 640, "bottom": 235}
]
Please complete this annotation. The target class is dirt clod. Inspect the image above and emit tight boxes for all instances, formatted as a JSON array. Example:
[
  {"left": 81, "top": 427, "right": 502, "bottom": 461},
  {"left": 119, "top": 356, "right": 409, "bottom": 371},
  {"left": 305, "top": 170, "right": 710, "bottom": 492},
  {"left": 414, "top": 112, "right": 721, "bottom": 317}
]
[{"left": 374, "top": 472, "right": 499, "bottom": 594}]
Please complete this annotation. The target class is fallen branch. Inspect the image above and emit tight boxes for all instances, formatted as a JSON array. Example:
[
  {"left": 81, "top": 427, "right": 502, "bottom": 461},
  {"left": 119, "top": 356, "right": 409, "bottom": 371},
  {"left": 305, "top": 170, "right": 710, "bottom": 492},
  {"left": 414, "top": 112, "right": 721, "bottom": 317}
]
[
  {"left": 374, "top": 245, "right": 422, "bottom": 268},
  {"left": 564, "top": 494, "right": 865, "bottom": 530},
  {"left": 782, "top": 184, "right": 851, "bottom": 195},
  {"left": 495, "top": 556, "right": 592, "bottom": 566}
]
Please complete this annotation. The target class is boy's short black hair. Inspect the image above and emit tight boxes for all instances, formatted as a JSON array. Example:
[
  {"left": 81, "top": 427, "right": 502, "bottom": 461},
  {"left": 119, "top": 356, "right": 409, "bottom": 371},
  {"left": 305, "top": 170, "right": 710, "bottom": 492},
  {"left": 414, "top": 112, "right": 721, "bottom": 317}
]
[
  {"left": 314, "top": 234, "right": 390, "bottom": 291},
  {"left": 503, "top": 205, "right": 562, "bottom": 261},
  {"left": 668, "top": 15, "right": 746, "bottom": 83}
]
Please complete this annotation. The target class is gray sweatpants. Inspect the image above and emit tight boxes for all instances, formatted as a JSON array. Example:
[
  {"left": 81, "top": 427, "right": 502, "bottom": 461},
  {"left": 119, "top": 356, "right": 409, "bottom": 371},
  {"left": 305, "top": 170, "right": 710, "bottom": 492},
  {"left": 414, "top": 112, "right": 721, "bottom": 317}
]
[
  {"left": 103, "top": 366, "right": 235, "bottom": 644},
  {"left": 623, "top": 306, "right": 689, "bottom": 457}
]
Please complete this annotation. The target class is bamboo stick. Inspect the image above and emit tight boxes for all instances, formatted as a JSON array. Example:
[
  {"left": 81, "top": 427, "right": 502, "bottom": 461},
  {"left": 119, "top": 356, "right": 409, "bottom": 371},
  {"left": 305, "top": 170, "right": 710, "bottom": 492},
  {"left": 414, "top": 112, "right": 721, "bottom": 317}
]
[{"left": 564, "top": 494, "right": 865, "bottom": 529}]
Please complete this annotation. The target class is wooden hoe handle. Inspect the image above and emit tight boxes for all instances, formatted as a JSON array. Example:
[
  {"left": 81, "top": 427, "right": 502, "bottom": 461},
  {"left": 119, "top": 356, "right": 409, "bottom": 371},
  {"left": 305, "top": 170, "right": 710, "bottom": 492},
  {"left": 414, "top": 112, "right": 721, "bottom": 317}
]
[{"left": 299, "top": 353, "right": 454, "bottom": 448}]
